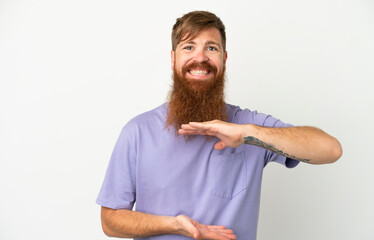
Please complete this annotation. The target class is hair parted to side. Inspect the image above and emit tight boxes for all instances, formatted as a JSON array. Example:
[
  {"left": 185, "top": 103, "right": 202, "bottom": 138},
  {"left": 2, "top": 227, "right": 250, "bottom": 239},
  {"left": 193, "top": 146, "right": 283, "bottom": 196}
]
[{"left": 171, "top": 11, "right": 226, "bottom": 52}]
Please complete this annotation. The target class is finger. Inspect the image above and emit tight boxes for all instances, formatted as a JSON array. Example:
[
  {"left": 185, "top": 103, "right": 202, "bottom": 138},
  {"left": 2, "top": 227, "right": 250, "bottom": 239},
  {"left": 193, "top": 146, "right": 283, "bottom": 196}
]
[
  {"left": 181, "top": 124, "right": 195, "bottom": 130},
  {"left": 181, "top": 123, "right": 211, "bottom": 131},
  {"left": 214, "top": 141, "right": 226, "bottom": 150},
  {"left": 181, "top": 129, "right": 221, "bottom": 136},
  {"left": 193, "top": 230, "right": 199, "bottom": 239},
  {"left": 188, "top": 123, "right": 220, "bottom": 135},
  {"left": 186, "top": 224, "right": 199, "bottom": 239},
  {"left": 181, "top": 129, "right": 219, "bottom": 136},
  {"left": 219, "top": 233, "right": 237, "bottom": 240},
  {"left": 213, "top": 229, "right": 235, "bottom": 234},
  {"left": 178, "top": 129, "right": 208, "bottom": 135},
  {"left": 203, "top": 231, "right": 236, "bottom": 240},
  {"left": 212, "top": 231, "right": 237, "bottom": 240},
  {"left": 206, "top": 228, "right": 234, "bottom": 234},
  {"left": 188, "top": 122, "right": 212, "bottom": 130},
  {"left": 207, "top": 227, "right": 233, "bottom": 232},
  {"left": 223, "top": 233, "right": 237, "bottom": 240},
  {"left": 179, "top": 128, "right": 207, "bottom": 133},
  {"left": 206, "top": 225, "right": 226, "bottom": 229}
]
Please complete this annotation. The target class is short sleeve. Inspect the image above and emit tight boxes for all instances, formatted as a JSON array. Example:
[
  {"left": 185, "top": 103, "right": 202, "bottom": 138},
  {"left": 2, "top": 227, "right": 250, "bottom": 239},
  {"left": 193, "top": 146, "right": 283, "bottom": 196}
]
[
  {"left": 96, "top": 125, "right": 137, "bottom": 210},
  {"left": 251, "top": 111, "right": 300, "bottom": 168}
]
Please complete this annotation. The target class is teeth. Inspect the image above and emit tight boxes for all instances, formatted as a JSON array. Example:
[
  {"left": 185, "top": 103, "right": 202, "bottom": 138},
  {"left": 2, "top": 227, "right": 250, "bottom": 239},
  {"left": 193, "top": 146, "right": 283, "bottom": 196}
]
[{"left": 190, "top": 70, "right": 208, "bottom": 75}]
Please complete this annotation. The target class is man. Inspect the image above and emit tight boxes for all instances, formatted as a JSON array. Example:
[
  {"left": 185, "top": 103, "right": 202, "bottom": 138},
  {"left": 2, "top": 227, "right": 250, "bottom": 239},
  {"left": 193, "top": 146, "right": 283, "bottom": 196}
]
[{"left": 96, "top": 11, "right": 342, "bottom": 240}]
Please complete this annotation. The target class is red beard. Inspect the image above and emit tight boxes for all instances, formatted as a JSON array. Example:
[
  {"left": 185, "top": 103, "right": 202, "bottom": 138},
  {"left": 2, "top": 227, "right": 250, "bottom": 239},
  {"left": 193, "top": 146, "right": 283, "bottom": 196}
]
[{"left": 166, "top": 61, "right": 227, "bottom": 135}]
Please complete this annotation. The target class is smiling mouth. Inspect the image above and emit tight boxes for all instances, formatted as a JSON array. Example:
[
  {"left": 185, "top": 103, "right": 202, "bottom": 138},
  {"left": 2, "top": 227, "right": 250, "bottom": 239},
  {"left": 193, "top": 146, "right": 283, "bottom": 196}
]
[{"left": 188, "top": 69, "right": 211, "bottom": 76}]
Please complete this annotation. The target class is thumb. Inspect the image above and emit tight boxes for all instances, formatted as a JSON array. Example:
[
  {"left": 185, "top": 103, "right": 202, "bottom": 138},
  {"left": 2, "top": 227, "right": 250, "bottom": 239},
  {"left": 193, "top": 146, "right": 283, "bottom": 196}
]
[
  {"left": 214, "top": 141, "right": 226, "bottom": 150},
  {"left": 192, "top": 227, "right": 199, "bottom": 239},
  {"left": 194, "top": 231, "right": 199, "bottom": 239}
]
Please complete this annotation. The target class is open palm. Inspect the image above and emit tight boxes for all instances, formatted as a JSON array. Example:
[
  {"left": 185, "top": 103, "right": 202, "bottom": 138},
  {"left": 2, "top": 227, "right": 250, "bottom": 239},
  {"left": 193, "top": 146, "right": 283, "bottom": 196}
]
[{"left": 175, "top": 215, "right": 236, "bottom": 240}]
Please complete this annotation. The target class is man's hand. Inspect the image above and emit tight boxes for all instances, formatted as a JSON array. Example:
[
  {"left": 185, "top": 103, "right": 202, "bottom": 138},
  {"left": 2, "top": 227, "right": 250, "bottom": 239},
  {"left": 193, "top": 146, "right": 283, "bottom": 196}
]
[
  {"left": 175, "top": 215, "right": 236, "bottom": 240},
  {"left": 179, "top": 120, "right": 245, "bottom": 150},
  {"left": 101, "top": 207, "right": 236, "bottom": 239}
]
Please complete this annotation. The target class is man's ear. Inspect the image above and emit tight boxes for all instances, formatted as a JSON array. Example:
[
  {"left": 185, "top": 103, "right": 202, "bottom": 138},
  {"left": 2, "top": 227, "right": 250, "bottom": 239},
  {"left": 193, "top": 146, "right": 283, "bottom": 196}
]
[
  {"left": 171, "top": 50, "right": 175, "bottom": 70},
  {"left": 224, "top": 51, "right": 228, "bottom": 64}
]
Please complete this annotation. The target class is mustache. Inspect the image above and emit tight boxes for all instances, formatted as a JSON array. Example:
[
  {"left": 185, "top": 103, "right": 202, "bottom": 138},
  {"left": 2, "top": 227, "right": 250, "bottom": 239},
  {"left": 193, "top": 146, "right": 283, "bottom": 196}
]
[{"left": 181, "top": 62, "right": 218, "bottom": 75}]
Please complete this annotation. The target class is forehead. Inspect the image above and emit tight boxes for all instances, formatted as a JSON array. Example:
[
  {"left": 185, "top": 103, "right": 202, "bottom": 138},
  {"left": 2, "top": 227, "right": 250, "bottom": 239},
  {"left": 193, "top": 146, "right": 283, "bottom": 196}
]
[{"left": 179, "top": 28, "right": 222, "bottom": 46}]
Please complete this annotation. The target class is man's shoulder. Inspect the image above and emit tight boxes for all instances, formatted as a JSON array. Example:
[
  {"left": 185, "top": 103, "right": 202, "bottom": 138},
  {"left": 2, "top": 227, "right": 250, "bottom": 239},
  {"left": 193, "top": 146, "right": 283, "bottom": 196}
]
[
  {"left": 226, "top": 103, "right": 292, "bottom": 127},
  {"left": 123, "top": 103, "right": 167, "bottom": 130},
  {"left": 225, "top": 103, "right": 255, "bottom": 124}
]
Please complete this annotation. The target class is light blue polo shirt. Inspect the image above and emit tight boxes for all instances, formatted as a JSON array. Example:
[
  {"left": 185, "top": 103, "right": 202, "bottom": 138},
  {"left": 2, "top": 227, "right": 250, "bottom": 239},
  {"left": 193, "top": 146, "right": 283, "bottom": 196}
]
[{"left": 96, "top": 103, "right": 299, "bottom": 240}]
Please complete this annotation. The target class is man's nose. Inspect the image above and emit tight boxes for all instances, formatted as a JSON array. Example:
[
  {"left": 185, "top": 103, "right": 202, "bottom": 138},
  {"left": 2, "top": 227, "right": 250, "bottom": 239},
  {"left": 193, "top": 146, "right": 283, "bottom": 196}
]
[{"left": 193, "top": 49, "right": 209, "bottom": 62}]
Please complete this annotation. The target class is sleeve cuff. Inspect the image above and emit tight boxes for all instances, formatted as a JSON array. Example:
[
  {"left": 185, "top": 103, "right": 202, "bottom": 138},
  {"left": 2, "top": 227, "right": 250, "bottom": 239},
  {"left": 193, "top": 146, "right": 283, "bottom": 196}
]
[
  {"left": 96, "top": 198, "right": 134, "bottom": 210},
  {"left": 285, "top": 157, "right": 300, "bottom": 168}
]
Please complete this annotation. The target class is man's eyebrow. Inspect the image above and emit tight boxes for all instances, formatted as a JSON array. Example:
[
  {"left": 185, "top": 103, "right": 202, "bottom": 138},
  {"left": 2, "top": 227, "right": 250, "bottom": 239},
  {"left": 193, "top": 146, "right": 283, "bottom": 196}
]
[
  {"left": 206, "top": 40, "right": 220, "bottom": 45},
  {"left": 206, "top": 41, "right": 222, "bottom": 48},
  {"left": 180, "top": 41, "right": 196, "bottom": 45}
]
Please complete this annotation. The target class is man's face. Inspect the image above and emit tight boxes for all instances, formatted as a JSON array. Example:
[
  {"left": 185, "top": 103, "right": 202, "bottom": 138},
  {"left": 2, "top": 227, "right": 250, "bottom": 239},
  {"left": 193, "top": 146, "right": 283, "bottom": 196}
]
[
  {"left": 166, "top": 28, "right": 228, "bottom": 133},
  {"left": 171, "top": 28, "right": 227, "bottom": 89}
]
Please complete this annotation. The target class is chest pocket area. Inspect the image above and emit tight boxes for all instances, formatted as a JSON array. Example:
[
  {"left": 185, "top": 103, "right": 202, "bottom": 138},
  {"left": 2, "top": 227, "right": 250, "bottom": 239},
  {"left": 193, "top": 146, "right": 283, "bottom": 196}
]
[{"left": 210, "top": 151, "right": 247, "bottom": 199}]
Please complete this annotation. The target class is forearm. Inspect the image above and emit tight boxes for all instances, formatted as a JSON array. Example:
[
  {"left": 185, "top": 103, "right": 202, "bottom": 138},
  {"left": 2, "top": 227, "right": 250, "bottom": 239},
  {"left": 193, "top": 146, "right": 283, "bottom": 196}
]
[
  {"left": 242, "top": 124, "right": 342, "bottom": 164},
  {"left": 101, "top": 207, "right": 181, "bottom": 238}
]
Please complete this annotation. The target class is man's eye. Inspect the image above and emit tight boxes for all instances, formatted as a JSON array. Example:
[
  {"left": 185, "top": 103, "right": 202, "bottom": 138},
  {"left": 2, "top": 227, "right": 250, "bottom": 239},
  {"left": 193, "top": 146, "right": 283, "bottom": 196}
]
[
  {"left": 208, "top": 46, "right": 217, "bottom": 51},
  {"left": 184, "top": 46, "right": 193, "bottom": 50}
]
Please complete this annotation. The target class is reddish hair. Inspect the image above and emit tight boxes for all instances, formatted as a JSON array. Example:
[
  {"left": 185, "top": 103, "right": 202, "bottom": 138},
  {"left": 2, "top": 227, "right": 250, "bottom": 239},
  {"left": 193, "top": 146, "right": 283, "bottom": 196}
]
[{"left": 171, "top": 11, "right": 226, "bottom": 51}]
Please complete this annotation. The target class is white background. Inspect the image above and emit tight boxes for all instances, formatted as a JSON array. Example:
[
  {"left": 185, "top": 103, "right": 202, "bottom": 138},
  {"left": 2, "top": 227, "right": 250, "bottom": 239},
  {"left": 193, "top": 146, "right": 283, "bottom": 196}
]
[{"left": 1, "top": 0, "right": 373, "bottom": 239}]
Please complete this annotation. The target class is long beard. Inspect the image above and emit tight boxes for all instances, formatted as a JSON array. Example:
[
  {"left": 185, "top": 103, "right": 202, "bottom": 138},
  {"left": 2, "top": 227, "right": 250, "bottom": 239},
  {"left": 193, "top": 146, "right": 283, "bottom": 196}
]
[{"left": 166, "top": 62, "right": 227, "bottom": 135}]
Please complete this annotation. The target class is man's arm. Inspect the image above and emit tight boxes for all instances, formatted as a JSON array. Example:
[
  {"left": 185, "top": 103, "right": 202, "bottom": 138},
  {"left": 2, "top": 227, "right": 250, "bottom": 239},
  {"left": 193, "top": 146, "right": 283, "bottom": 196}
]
[
  {"left": 101, "top": 207, "right": 236, "bottom": 239},
  {"left": 179, "top": 120, "right": 342, "bottom": 164}
]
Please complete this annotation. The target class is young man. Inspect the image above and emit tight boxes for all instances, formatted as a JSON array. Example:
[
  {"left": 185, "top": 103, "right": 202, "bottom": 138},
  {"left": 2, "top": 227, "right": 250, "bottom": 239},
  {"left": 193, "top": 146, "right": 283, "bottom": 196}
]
[{"left": 96, "top": 11, "right": 342, "bottom": 240}]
